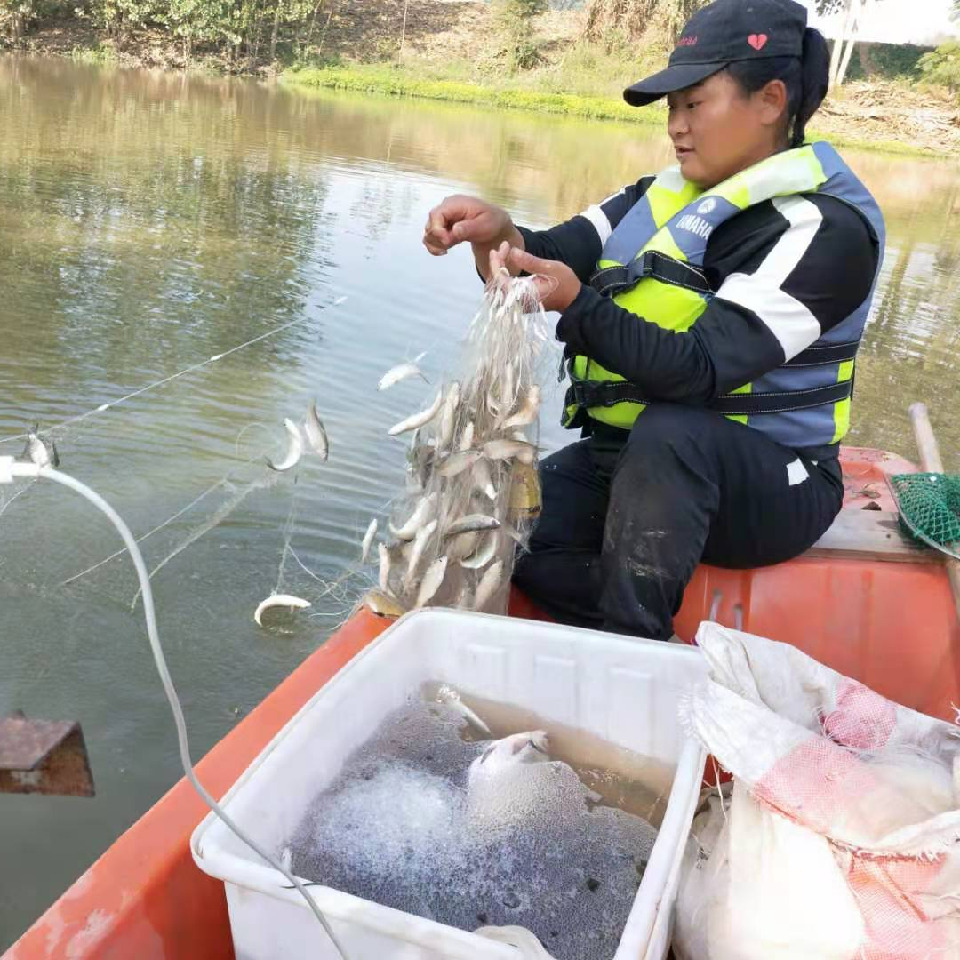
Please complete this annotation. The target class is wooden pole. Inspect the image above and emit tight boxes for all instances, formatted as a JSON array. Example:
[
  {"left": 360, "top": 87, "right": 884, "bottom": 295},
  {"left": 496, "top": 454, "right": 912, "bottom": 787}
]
[{"left": 908, "top": 402, "right": 960, "bottom": 621}]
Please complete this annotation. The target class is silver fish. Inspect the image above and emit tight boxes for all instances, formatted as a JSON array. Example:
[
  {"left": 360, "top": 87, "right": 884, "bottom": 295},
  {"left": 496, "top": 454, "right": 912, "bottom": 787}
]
[
  {"left": 443, "top": 514, "right": 500, "bottom": 539},
  {"left": 266, "top": 418, "right": 303, "bottom": 471},
  {"left": 387, "top": 390, "right": 443, "bottom": 437},
  {"left": 404, "top": 518, "right": 438, "bottom": 585},
  {"left": 474, "top": 559, "right": 504, "bottom": 610},
  {"left": 472, "top": 458, "right": 497, "bottom": 501},
  {"left": 484, "top": 438, "right": 536, "bottom": 464},
  {"left": 500, "top": 362, "right": 516, "bottom": 412},
  {"left": 21, "top": 427, "right": 59, "bottom": 469},
  {"left": 435, "top": 684, "right": 491, "bottom": 735},
  {"left": 303, "top": 401, "right": 329, "bottom": 461},
  {"left": 461, "top": 531, "right": 498, "bottom": 570},
  {"left": 437, "top": 449, "right": 483, "bottom": 479},
  {"left": 378, "top": 542, "right": 391, "bottom": 592},
  {"left": 361, "top": 518, "right": 378, "bottom": 563},
  {"left": 390, "top": 493, "right": 437, "bottom": 541},
  {"left": 415, "top": 555, "right": 448, "bottom": 608},
  {"left": 468, "top": 729, "right": 549, "bottom": 787},
  {"left": 437, "top": 381, "right": 461, "bottom": 449},
  {"left": 254, "top": 593, "right": 311, "bottom": 626},
  {"left": 502, "top": 385, "right": 541, "bottom": 430},
  {"left": 458, "top": 420, "right": 476, "bottom": 453},
  {"left": 446, "top": 529, "right": 479, "bottom": 563},
  {"left": 378, "top": 352, "right": 427, "bottom": 391}
]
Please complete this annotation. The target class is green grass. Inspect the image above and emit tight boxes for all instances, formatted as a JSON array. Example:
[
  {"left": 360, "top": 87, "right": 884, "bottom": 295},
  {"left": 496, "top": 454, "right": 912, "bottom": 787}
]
[{"left": 284, "top": 64, "right": 664, "bottom": 126}]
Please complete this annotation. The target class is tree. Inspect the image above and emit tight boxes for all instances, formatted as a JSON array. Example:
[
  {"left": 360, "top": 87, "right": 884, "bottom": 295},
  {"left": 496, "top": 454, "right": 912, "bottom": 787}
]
[
  {"left": 819, "top": 0, "right": 886, "bottom": 88},
  {"left": 492, "top": 0, "right": 547, "bottom": 71}
]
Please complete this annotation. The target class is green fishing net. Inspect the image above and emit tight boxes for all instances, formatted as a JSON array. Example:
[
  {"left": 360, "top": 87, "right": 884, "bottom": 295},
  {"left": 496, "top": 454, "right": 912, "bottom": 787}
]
[{"left": 890, "top": 473, "right": 960, "bottom": 559}]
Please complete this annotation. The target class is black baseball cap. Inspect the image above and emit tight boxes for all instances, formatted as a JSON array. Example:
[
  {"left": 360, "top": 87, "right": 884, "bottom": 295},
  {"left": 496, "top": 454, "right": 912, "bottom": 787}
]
[{"left": 624, "top": 0, "right": 808, "bottom": 107}]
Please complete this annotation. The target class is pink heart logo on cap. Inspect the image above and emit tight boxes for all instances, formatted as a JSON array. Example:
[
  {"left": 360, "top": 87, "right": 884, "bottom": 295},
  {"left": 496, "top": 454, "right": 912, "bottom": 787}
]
[{"left": 747, "top": 33, "right": 768, "bottom": 50}]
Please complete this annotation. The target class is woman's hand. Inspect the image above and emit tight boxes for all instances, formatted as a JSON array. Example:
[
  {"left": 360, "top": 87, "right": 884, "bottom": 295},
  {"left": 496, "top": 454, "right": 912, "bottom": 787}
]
[
  {"left": 423, "top": 195, "right": 518, "bottom": 256},
  {"left": 490, "top": 242, "right": 582, "bottom": 314}
]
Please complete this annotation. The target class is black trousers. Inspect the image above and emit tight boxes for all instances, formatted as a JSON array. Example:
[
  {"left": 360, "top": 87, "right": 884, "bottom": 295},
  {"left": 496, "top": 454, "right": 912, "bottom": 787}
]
[{"left": 513, "top": 404, "right": 844, "bottom": 640}]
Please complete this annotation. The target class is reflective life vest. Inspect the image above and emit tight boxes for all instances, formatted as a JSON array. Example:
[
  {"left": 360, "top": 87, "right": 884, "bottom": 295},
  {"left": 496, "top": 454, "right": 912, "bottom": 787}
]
[{"left": 562, "top": 141, "right": 885, "bottom": 452}]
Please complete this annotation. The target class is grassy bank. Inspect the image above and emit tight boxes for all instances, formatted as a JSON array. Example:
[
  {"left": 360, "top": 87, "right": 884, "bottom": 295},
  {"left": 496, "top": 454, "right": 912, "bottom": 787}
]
[
  {"left": 284, "top": 64, "right": 662, "bottom": 126},
  {"left": 283, "top": 63, "right": 948, "bottom": 160}
]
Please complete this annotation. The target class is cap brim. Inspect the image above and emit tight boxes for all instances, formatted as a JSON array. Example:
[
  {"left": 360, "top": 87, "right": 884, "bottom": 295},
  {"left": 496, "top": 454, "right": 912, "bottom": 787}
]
[{"left": 623, "top": 61, "right": 726, "bottom": 107}]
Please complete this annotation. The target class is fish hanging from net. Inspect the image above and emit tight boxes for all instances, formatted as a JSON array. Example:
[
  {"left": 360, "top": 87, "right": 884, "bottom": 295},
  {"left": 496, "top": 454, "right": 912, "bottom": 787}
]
[{"left": 365, "top": 273, "right": 549, "bottom": 618}]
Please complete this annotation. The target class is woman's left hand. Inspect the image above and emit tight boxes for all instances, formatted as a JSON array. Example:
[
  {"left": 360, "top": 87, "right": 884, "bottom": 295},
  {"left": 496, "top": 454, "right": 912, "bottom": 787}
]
[{"left": 489, "top": 241, "right": 581, "bottom": 313}]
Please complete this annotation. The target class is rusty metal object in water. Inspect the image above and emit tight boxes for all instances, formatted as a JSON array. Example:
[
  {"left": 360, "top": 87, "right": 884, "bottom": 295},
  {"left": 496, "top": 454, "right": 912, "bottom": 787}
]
[{"left": 0, "top": 712, "right": 95, "bottom": 797}]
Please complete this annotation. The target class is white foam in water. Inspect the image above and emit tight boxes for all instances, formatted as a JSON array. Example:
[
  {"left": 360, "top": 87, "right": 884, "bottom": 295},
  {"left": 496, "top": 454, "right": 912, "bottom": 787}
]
[{"left": 289, "top": 699, "right": 659, "bottom": 960}]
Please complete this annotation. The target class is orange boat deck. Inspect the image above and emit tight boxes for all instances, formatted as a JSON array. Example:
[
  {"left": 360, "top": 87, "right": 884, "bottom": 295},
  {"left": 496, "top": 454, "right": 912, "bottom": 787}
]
[{"left": 6, "top": 447, "right": 959, "bottom": 960}]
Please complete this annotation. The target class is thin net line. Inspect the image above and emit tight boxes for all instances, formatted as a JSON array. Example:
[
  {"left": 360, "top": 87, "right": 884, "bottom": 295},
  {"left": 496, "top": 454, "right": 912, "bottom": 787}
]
[{"left": 0, "top": 295, "right": 347, "bottom": 446}]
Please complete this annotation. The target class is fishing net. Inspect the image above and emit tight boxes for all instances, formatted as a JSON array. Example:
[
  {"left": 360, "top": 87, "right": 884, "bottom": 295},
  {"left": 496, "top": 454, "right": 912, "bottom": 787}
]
[
  {"left": 890, "top": 472, "right": 960, "bottom": 560},
  {"left": 369, "top": 272, "right": 549, "bottom": 617}
]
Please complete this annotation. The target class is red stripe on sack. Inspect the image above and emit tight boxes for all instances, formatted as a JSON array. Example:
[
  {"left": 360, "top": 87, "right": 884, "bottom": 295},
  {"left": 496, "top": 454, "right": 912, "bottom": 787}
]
[
  {"left": 841, "top": 854, "right": 948, "bottom": 959},
  {"left": 823, "top": 677, "right": 898, "bottom": 752},
  {"left": 755, "top": 737, "right": 881, "bottom": 832}
]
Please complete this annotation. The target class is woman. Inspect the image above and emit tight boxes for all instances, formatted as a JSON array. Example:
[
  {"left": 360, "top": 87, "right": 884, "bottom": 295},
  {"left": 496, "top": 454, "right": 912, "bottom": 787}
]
[{"left": 422, "top": 0, "right": 884, "bottom": 641}]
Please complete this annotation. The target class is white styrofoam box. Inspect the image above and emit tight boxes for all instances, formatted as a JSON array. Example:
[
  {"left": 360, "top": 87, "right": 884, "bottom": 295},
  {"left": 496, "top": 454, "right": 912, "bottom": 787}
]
[{"left": 191, "top": 609, "right": 707, "bottom": 960}]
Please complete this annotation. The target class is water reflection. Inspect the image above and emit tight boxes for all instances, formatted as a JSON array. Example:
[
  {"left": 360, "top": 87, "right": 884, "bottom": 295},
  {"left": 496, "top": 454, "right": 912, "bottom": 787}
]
[{"left": 0, "top": 56, "right": 959, "bottom": 949}]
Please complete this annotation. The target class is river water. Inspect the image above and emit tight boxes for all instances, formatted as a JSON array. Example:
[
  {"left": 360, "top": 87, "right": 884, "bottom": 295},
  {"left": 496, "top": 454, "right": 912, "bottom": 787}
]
[{"left": 0, "top": 57, "right": 958, "bottom": 947}]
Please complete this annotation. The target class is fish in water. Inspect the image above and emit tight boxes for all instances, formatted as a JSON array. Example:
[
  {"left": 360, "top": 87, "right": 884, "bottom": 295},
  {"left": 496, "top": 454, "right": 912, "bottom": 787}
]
[
  {"left": 473, "top": 559, "right": 503, "bottom": 610},
  {"left": 360, "top": 518, "right": 378, "bottom": 563},
  {"left": 390, "top": 493, "right": 437, "bottom": 541},
  {"left": 502, "top": 385, "right": 541, "bottom": 430},
  {"left": 266, "top": 418, "right": 303, "bottom": 472},
  {"left": 415, "top": 555, "right": 448, "bottom": 608},
  {"left": 443, "top": 514, "right": 500, "bottom": 539},
  {"left": 468, "top": 730, "right": 550, "bottom": 790},
  {"left": 434, "top": 684, "right": 491, "bottom": 735},
  {"left": 254, "top": 594, "right": 311, "bottom": 626},
  {"left": 388, "top": 390, "right": 443, "bottom": 437},
  {"left": 378, "top": 352, "right": 427, "bottom": 391},
  {"left": 21, "top": 426, "right": 59, "bottom": 469},
  {"left": 483, "top": 439, "right": 537, "bottom": 465},
  {"left": 303, "top": 401, "right": 329, "bottom": 461}
]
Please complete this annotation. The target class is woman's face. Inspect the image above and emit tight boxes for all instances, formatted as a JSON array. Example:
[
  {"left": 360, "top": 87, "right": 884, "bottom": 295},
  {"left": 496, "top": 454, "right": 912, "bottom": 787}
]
[{"left": 667, "top": 71, "right": 787, "bottom": 189}]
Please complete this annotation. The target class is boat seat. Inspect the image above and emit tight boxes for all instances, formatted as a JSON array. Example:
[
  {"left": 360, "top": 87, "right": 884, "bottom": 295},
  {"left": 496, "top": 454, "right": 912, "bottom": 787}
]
[{"left": 806, "top": 507, "right": 939, "bottom": 564}]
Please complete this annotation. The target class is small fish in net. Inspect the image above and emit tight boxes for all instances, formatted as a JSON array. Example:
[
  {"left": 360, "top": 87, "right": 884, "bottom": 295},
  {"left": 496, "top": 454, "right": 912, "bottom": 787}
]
[{"left": 367, "top": 274, "right": 549, "bottom": 616}]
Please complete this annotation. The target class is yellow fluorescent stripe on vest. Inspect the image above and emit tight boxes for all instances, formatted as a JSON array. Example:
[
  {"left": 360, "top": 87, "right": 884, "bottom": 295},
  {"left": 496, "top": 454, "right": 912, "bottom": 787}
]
[
  {"left": 725, "top": 381, "right": 752, "bottom": 426},
  {"left": 831, "top": 359, "right": 855, "bottom": 443}
]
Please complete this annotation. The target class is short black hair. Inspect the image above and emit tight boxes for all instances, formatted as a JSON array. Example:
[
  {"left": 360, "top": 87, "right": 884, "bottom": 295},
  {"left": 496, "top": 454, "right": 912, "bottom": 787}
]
[{"left": 724, "top": 28, "right": 830, "bottom": 147}]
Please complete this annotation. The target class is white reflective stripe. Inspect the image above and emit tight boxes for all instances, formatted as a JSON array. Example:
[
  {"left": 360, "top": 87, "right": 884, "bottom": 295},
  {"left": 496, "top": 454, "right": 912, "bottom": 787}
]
[
  {"left": 655, "top": 166, "right": 687, "bottom": 193},
  {"left": 580, "top": 203, "right": 613, "bottom": 245},
  {"left": 787, "top": 458, "right": 809, "bottom": 486},
  {"left": 714, "top": 196, "right": 823, "bottom": 361}
]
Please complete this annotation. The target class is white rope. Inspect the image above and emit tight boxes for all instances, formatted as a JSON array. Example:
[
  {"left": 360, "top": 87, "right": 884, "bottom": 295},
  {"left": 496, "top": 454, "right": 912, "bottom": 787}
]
[
  {"left": 3, "top": 460, "right": 352, "bottom": 959},
  {"left": 0, "top": 295, "right": 347, "bottom": 446}
]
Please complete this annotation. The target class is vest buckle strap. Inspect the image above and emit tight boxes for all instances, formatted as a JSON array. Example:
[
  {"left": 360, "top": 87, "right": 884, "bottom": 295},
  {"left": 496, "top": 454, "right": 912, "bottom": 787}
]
[
  {"left": 589, "top": 251, "right": 713, "bottom": 299},
  {"left": 786, "top": 340, "right": 859, "bottom": 367},
  {"left": 565, "top": 378, "right": 854, "bottom": 417}
]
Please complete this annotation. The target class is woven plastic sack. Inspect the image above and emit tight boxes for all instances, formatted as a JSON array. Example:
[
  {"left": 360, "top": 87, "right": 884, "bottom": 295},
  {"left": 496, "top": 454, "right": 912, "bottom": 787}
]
[{"left": 674, "top": 623, "right": 960, "bottom": 960}]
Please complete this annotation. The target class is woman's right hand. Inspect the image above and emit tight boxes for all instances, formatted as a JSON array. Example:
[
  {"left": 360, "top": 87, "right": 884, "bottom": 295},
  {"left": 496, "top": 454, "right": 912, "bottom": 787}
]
[{"left": 422, "top": 195, "right": 521, "bottom": 258}]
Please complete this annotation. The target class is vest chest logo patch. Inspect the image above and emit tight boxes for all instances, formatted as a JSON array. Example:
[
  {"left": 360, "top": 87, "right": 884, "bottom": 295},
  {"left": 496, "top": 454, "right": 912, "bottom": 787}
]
[
  {"left": 676, "top": 213, "right": 713, "bottom": 240},
  {"left": 697, "top": 198, "right": 717, "bottom": 214}
]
